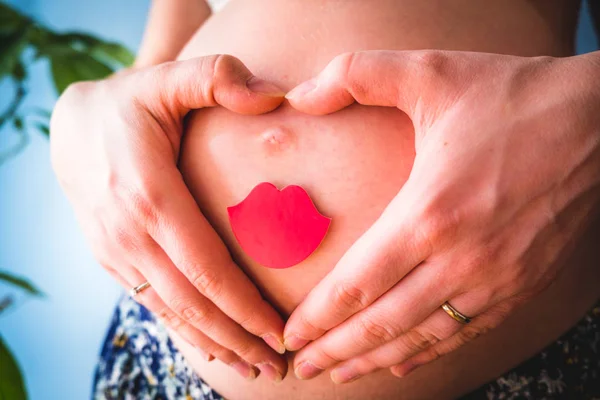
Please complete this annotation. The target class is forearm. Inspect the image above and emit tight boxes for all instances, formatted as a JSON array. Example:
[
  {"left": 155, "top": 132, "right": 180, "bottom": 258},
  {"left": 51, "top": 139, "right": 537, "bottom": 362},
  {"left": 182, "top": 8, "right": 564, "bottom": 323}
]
[{"left": 135, "top": 0, "right": 212, "bottom": 68}]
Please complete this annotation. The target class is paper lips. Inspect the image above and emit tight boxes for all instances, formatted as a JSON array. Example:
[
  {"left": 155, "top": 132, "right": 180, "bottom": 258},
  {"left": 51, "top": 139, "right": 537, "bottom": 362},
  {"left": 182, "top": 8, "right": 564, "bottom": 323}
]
[{"left": 227, "top": 182, "right": 331, "bottom": 269}]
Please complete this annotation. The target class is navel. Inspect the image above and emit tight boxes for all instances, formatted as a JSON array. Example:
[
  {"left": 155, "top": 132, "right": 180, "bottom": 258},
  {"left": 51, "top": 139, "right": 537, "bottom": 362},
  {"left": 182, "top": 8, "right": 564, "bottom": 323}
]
[{"left": 259, "top": 126, "right": 296, "bottom": 152}]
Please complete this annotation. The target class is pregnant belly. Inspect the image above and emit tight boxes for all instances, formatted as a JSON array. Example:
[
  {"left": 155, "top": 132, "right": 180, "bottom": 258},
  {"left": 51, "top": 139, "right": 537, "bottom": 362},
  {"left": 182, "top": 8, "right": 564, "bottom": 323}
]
[
  {"left": 180, "top": 103, "right": 414, "bottom": 314},
  {"left": 177, "top": 0, "right": 576, "bottom": 321},
  {"left": 173, "top": 1, "right": 598, "bottom": 399}
]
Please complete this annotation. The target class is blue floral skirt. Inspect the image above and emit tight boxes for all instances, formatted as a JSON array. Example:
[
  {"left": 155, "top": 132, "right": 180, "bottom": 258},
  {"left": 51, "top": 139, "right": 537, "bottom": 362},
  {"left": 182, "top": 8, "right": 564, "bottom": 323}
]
[{"left": 93, "top": 296, "right": 600, "bottom": 400}]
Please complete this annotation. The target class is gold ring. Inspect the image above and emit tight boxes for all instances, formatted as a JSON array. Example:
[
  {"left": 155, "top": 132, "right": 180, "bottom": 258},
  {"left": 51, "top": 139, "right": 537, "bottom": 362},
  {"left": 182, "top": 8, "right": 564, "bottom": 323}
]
[
  {"left": 130, "top": 281, "right": 151, "bottom": 297},
  {"left": 441, "top": 302, "right": 472, "bottom": 324}
]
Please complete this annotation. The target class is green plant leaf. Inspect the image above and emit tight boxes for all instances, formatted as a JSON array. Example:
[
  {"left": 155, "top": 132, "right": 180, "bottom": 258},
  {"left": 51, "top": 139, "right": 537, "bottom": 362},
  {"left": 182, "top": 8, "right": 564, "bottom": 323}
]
[
  {"left": 41, "top": 32, "right": 133, "bottom": 67},
  {"left": 30, "top": 108, "right": 51, "bottom": 119},
  {"left": 0, "top": 27, "right": 30, "bottom": 80},
  {"left": 0, "top": 336, "right": 28, "bottom": 400},
  {"left": 32, "top": 30, "right": 82, "bottom": 60},
  {"left": 0, "top": 271, "right": 44, "bottom": 297},
  {"left": 34, "top": 122, "right": 50, "bottom": 137},
  {"left": 26, "top": 25, "right": 63, "bottom": 59},
  {"left": 91, "top": 42, "right": 134, "bottom": 67},
  {"left": 0, "top": 296, "right": 14, "bottom": 315},
  {"left": 50, "top": 53, "right": 113, "bottom": 95},
  {"left": 11, "top": 60, "right": 26, "bottom": 80},
  {"left": 12, "top": 117, "right": 23, "bottom": 130},
  {"left": 0, "top": 3, "right": 29, "bottom": 36},
  {"left": 58, "top": 32, "right": 103, "bottom": 48}
]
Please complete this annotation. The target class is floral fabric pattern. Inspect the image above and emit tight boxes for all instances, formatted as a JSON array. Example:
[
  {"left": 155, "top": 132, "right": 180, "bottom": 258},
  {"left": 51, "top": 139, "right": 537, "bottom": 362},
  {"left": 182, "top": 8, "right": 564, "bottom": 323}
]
[
  {"left": 93, "top": 296, "right": 222, "bottom": 400},
  {"left": 93, "top": 296, "right": 600, "bottom": 400}
]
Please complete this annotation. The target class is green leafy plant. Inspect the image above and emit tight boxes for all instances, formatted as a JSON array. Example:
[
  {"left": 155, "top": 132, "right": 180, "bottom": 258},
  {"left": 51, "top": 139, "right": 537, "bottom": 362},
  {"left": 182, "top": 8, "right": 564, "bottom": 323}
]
[
  {"left": 0, "top": 1, "right": 134, "bottom": 164},
  {"left": 0, "top": 271, "right": 44, "bottom": 400},
  {"left": 0, "top": 2, "right": 135, "bottom": 399}
]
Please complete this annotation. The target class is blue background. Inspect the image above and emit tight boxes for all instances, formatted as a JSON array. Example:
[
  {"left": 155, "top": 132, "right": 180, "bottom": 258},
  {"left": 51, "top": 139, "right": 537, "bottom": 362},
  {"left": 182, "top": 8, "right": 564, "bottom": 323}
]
[{"left": 0, "top": 1, "right": 598, "bottom": 399}]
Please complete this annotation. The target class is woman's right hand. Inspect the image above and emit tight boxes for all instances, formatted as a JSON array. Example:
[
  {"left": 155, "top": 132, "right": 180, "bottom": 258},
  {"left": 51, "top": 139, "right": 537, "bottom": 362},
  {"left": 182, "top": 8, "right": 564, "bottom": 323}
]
[{"left": 50, "top": 55, "right": 288, "bottom": 382}]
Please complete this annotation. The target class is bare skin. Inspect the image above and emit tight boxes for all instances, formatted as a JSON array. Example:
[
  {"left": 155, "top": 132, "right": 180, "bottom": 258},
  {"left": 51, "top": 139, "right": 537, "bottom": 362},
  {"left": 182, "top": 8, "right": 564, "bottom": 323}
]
[
  {"left": 50, "top": 56, "right": 290, "bottom": 381},
  {"left": 170, "top": 1, "right": 600, "bottom": 399},
  {"left": 51, "top": 0, "right": 600, "bottom": 399},
  {"left": 284, "top": 49, "right": 600, "bottom": 383},
  {"left": 53, "top": 0, "right": 291, "bottom": 382}
]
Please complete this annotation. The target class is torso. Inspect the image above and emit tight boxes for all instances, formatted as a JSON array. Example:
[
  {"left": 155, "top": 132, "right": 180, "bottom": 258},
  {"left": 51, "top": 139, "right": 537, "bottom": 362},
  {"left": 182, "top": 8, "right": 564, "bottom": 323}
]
[{"left": 174, "top": 1, "right": 599, "bottom": 398}]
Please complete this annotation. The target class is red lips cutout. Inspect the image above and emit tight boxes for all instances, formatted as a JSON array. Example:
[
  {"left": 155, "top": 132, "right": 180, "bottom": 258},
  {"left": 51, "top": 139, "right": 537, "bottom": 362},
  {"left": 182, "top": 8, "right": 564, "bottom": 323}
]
[{"left": 227, "top": 182, "right": 331, "bottom": 269}]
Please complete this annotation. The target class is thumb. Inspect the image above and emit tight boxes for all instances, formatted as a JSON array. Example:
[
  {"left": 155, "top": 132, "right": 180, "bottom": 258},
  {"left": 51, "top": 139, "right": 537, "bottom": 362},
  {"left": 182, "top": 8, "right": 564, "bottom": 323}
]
[
  {"left": 139, "top": 54, "right": 286, "bottom": 117},
  {"left": 285, "top": 50, "right": 459, "bottom": 120}
]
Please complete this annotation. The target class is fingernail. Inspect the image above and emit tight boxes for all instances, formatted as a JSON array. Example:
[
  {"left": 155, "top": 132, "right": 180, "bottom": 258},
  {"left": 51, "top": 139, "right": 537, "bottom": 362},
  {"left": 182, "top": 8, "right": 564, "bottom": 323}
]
[
  {"left": 262, "top": 334, "right": 286, "bottom": 354},
  {"left": 392, "top": 362, "right": 420, "bottom": 378},
  {"left": 231, "top": 361, "right": 257, "bottom": 380},
  {"left": 294, "top": 360, "right": 323, "bottom": 380},
  {"left": 256, "top": 362, "right": 283, "bottom": 384},
  {"left": 246, "top": 77, "right": 286, "bottom": 97},
  {"left": 331, "top": 366, "right": 361, "bottom": 384},
  {"left": 194, "top": 346, "right": 214, "bottom": 362},
  {"left": 283, "top": 334, "right": 309, "bottom": 351},
  {"left": 285, "top": 79, "right": 317, "bottom": 101}
]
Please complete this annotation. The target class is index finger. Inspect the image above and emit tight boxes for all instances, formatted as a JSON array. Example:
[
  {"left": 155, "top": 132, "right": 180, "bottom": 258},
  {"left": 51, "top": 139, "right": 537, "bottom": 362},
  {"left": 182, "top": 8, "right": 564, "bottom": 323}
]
[{"left": 147, "top": 168, "right": 287, "bottom": 354}]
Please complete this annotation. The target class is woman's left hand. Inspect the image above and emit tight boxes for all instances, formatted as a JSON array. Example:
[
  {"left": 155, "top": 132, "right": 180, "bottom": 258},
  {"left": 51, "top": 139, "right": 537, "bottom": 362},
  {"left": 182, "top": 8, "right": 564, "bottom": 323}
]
[{"left": 282, "top": 50, "right": 600, "bottom": 382}]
